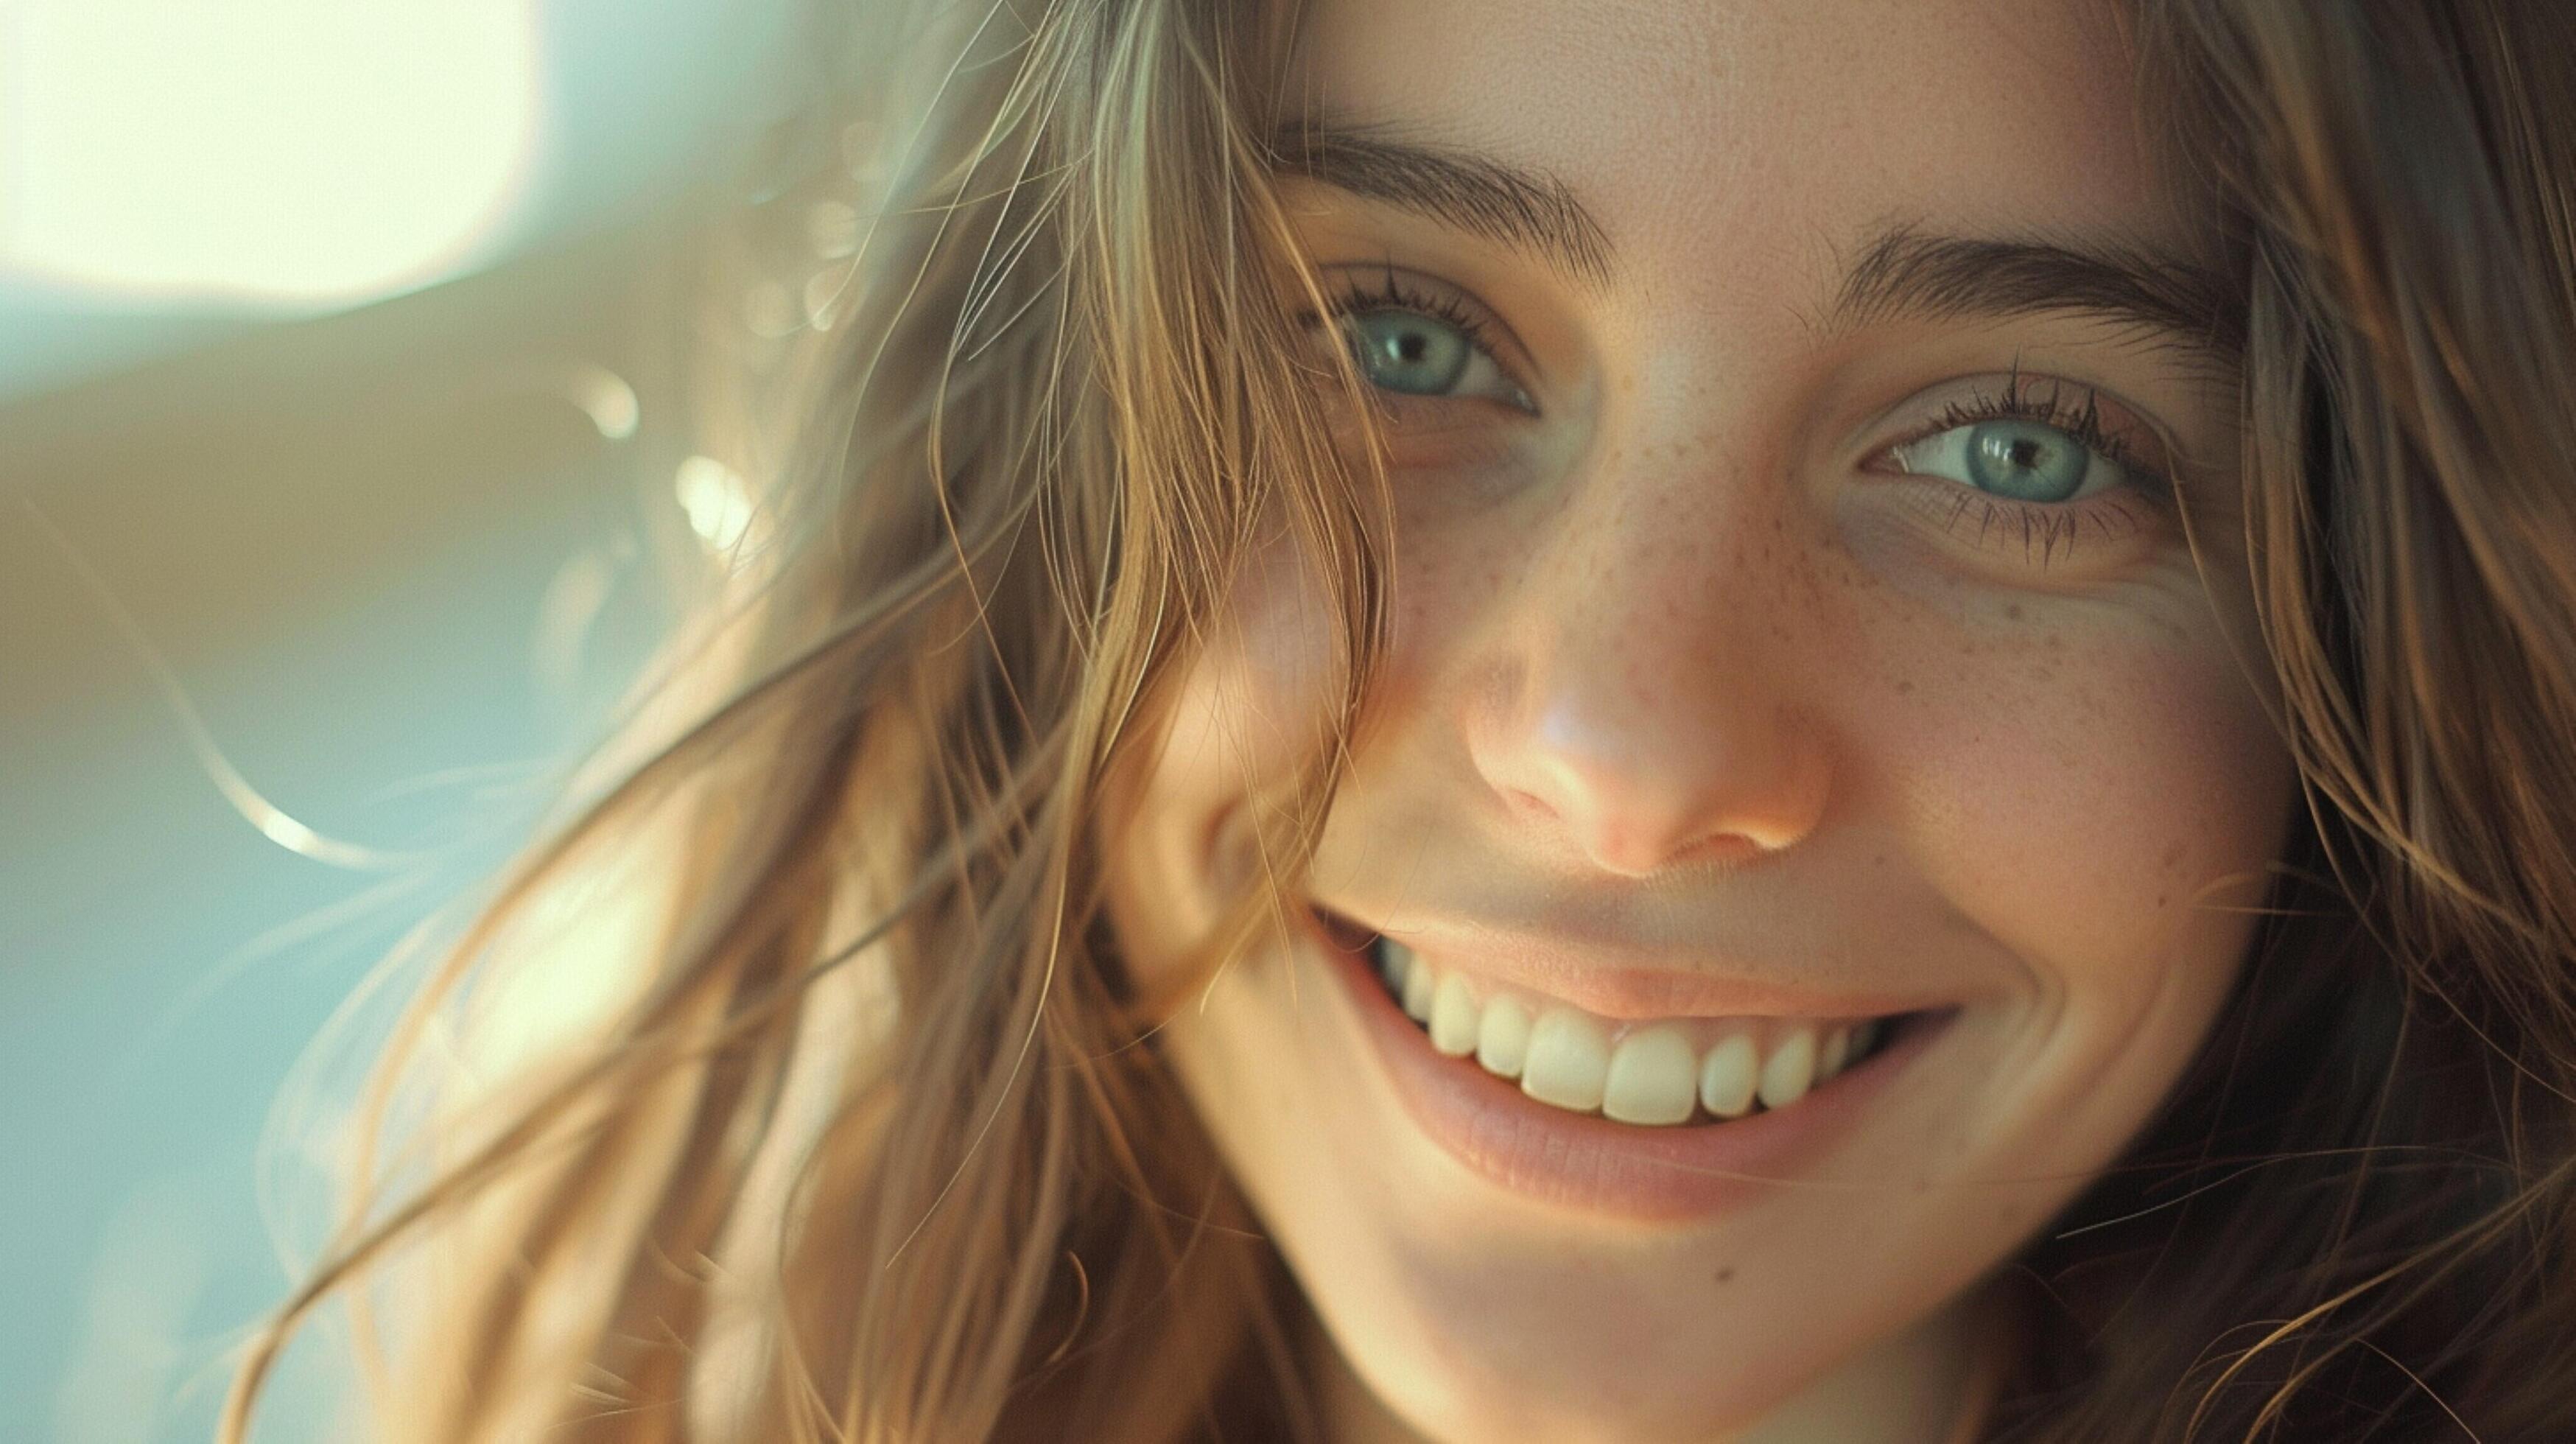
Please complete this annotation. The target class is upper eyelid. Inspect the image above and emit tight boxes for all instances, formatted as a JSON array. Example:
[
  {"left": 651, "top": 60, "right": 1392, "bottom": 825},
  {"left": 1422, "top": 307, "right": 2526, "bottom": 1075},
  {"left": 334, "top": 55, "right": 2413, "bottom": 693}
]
[
  {"left": 1315, "top": 262, "right": 1545, "bottom": 396},
  {"left": 1863, "top": 373, "right": 2180, "bottom": 483}
]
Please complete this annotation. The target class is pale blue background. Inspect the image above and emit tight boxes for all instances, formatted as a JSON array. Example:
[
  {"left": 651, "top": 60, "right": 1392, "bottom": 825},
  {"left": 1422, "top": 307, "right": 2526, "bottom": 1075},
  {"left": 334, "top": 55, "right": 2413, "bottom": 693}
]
[{"left": 0, "top": 2, "right": 824, "bottom": 1436}]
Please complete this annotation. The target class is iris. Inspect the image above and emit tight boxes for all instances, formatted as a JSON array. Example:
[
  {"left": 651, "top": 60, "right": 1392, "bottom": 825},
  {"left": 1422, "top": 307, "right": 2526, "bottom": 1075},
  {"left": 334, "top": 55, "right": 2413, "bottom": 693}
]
[
  {"left": 1964, "top": 419, "right": 2088, "bottom": 502},
  {"left": 1348, "top": 310, "right": 1472, "bottom": 395}
]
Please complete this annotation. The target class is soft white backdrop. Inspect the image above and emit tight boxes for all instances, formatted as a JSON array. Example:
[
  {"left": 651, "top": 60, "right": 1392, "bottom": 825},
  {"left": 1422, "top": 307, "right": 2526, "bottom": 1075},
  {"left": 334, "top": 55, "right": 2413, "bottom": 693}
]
[{"left": 0, "top": 0, "right": 794, "bottom": 399}]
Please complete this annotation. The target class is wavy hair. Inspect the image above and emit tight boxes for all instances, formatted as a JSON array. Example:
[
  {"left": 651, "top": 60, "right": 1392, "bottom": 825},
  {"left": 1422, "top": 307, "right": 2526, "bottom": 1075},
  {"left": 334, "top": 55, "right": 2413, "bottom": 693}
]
[{"left": 224, "top": 1, "right": 2576, "bottom": 1438}]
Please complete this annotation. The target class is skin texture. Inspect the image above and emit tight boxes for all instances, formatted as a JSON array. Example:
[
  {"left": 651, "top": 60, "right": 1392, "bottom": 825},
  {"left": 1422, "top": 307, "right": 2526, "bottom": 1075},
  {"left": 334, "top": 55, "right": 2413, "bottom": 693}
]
[{"left": 1102, "top": 1, "right": 2295, "bottom": 1439}]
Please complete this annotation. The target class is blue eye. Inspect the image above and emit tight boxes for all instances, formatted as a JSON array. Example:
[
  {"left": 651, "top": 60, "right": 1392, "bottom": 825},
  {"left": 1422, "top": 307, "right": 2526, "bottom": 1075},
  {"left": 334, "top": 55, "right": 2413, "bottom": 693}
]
[
  {"left": 1330, "top": 294, "right": 1533, "bottom": 413},
  {"left": 1348, "top": 309, "right": 1473, "bottom": 396},
  {"left": 1888, "top": 417, "right": 2131, "bottom": 503}
]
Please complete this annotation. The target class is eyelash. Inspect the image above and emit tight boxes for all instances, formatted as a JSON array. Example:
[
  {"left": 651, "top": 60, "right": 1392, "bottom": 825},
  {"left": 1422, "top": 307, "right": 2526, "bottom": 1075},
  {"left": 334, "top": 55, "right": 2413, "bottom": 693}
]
[
  {"left": 1310, "top": 273, "right": 2172, "bottom": 568},
  {"left": 1917, "top": 371, "right": 2158, "bottom": 483},
  {"left": 1884, "top": 371, "right": 2175, "bottom": 567},
  {"left": 1325, "top": 268, "right": 1506, "bottom": 360}
]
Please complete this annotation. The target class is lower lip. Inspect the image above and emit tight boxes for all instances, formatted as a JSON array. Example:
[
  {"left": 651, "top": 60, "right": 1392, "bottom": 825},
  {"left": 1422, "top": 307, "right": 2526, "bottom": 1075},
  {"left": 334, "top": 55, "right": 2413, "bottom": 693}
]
[{"left": 1311, "top": 916, "right": 1951, "bottom": 1223}]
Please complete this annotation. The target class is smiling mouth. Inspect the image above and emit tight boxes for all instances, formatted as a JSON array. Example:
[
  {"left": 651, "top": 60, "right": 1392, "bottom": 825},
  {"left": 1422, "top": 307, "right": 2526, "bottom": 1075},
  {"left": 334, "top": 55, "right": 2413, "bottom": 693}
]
[{"left": 1321, "top": 911, "right": 1924, "bottom": 1129}]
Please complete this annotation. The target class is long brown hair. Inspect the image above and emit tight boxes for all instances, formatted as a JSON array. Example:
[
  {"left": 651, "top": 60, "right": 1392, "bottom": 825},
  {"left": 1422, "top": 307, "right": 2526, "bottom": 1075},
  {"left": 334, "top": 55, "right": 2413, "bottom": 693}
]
[
  {"left": 2003, "top": 1, "right": 2576, "bottom": 1437},
  {"left": 223, "top": 1, "right": 2576, "bottom": 1438}
]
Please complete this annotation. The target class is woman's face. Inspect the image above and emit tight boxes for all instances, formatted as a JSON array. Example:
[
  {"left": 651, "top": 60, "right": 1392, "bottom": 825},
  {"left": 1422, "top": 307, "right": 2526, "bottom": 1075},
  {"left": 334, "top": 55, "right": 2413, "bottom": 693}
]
[{"left": 1103, "top": 0, "right": 2293, "bottom": 1438}]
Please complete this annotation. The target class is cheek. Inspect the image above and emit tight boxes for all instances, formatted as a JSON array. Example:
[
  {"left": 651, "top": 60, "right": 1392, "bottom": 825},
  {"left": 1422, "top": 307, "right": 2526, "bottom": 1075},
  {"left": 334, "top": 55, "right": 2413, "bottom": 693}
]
[
  {"left": 1882, "top": 600, "right": 2294, "bottom": 1023},
  {"left": 1101, "top": 541, "right": 1345, "bottom": 991},
  {"left": 1828, "top": 488, "right": 2293, "bottom": 1009}
]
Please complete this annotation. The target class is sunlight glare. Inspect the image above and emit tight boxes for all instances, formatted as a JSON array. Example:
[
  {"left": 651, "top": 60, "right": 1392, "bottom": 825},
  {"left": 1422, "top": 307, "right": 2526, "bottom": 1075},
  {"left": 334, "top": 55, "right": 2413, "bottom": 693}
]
[
  {"left": 675, "top": 455, "right": 756, "bottom": 555},
  {"left": 0, "top": 0, "right": 544, "bottom": 306}
]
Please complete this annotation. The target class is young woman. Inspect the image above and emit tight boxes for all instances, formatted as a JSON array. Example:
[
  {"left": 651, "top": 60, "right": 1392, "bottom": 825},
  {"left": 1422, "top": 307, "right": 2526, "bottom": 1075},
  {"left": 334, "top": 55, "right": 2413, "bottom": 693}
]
[{"left": 224, "top": 0, "right": 2576, "bottom": 1438}]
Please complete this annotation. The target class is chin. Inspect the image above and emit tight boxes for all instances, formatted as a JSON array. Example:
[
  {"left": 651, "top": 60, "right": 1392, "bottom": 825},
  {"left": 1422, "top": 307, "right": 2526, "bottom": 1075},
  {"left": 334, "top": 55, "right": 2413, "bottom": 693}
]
[{"left": 1152, "top": 898, "right": 2057, "bottom": 1444}]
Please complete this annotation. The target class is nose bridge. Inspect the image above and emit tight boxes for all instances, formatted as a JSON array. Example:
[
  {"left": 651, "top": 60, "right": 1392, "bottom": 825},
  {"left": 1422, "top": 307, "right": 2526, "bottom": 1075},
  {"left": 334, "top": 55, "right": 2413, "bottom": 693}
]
[{"left": 1470, "top": 445, "right": 1830, "bottom": 875}]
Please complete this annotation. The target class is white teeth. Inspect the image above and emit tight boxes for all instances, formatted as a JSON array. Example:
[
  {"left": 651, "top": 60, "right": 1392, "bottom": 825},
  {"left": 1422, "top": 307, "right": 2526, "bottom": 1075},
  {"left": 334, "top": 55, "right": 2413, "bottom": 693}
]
[
  {"left": 1601, "top": 1026, "right": 1698, "bottom": 1126},
  {"left": 1400, "top": 953, "right": 1437, "bottom": 1024},
  {"left": 1818, "top": 1026, "right": 1850, "bottom": 1080},
  {"left": 1361, "top": 938, "right": 1889, "bottom": 1125},
  {"left": 1520, "top": 1009, "right": 1610, "bottom": 1112},
  {"left": 1696, "top": 1033, "right": 1760, "bottom": 1119},
  {"left": 1429, "top": 973, "right": 1481, "bottom": 1057},
  {"left": 1475, "top": 997, "right": 1531, "bottom": 1079},
  {"left": 1756, "top": 1027, "right": 1818, "bottom": 1110}
]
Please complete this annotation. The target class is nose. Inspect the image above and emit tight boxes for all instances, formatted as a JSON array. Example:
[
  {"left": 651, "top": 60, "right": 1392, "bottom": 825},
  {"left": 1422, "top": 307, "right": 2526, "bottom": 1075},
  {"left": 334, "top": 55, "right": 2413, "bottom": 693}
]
[{"left": 1464, "top": 508, "right": 1832, "bottom": 877}]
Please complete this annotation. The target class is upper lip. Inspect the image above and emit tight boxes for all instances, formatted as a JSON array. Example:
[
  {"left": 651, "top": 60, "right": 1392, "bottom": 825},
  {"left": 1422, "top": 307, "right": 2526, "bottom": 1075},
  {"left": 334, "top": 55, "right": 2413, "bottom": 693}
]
[{"left": 1313, "top": 903, "right": 1954, "bottom": 1021}]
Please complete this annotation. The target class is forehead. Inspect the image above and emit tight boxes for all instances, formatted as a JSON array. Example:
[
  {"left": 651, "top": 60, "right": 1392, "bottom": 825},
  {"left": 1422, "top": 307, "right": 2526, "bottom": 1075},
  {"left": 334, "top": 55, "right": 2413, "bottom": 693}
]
[{"left": 1290, "top": 0, "right": 2188, "bottom": 279}]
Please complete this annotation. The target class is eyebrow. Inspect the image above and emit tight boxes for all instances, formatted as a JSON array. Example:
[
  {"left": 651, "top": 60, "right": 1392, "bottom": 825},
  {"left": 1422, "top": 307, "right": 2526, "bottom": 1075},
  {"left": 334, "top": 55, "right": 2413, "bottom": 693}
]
[
  {"left": 1268, "top": 125, "right": 2244, "bottom": 359},
  {"left": 1830, "top": 222, "right": 2245, "bottom": 357},
  {"left": 1268, "top": 122, "right": 1616, "bottom": 287}
]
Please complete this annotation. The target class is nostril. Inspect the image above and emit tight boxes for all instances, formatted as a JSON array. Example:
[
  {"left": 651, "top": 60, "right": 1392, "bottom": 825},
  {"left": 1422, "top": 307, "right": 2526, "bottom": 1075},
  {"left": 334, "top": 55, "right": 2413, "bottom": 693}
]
[
  {"left": 1503, "top": 787, "right": 1557, "bottom": 821},
  {"left": 1665, "top": 833, "right": 1763, "bottom": 869}
]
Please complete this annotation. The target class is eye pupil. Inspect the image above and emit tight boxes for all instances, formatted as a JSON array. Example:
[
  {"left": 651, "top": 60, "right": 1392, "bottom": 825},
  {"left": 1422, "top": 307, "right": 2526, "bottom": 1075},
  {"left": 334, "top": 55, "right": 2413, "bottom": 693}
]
[{"left": 1965, "top": 419, "right": 2088, "bottom": 502}]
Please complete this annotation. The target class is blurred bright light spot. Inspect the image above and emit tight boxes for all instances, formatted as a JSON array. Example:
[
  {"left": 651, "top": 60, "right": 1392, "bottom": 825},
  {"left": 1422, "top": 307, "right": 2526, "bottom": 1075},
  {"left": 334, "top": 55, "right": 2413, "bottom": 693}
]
[
  {"left": 0, "top": 0, "right": 544, "bottom": 306},
  {"left": 564, "top": 363, "right": 639, "bottom": 439},
  {"left": 675, "top": 455, "right": 754, "bottom": 553},
  {"left": 465, "top": 849, "right": 662, "bottom": 1085}
]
